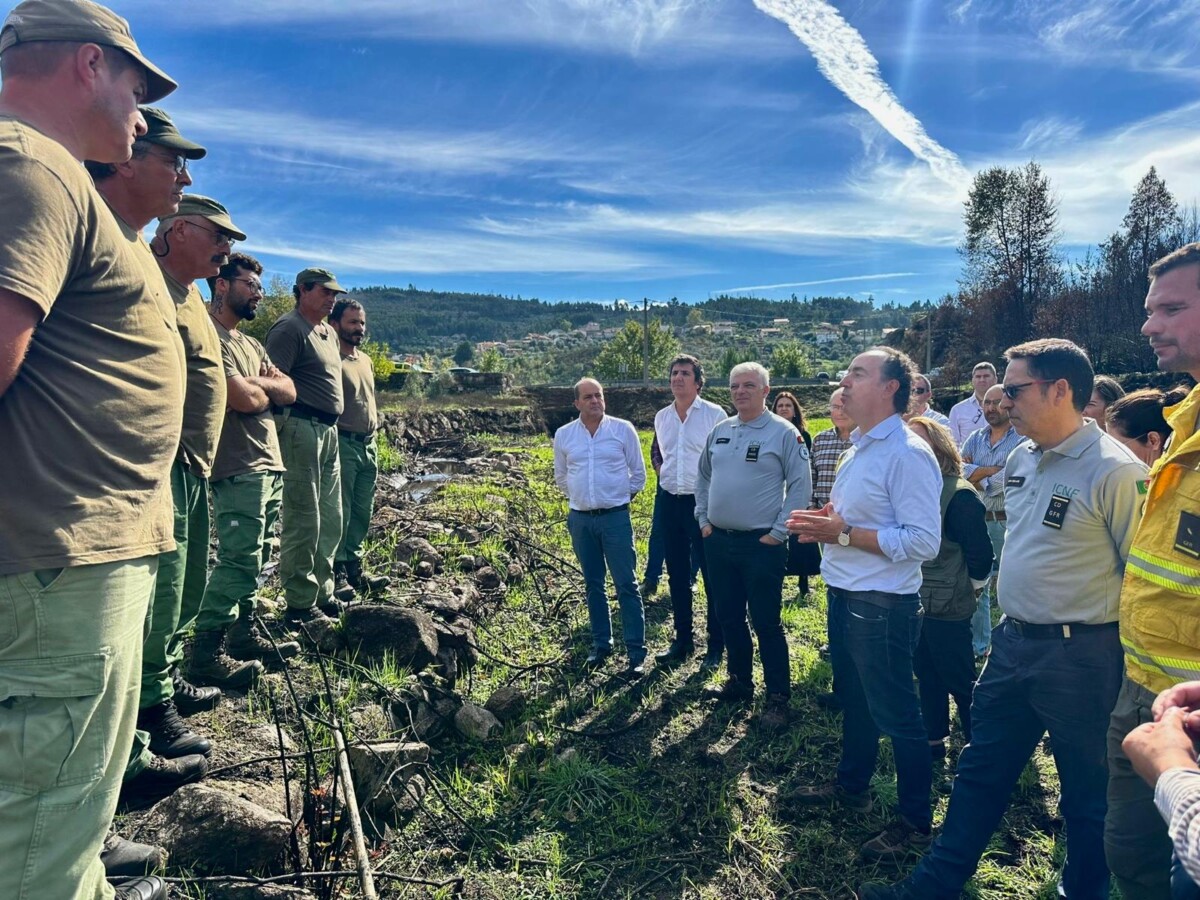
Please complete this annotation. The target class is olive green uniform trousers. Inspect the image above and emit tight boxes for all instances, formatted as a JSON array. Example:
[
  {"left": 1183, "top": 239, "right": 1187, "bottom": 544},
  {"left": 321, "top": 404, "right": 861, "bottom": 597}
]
[
  {"left": 197, "top": 471, "right": 283, "bottom": 631},
  {"left": 335, "top": 432, "right": 378, "bottom": 564},
  {"left": 0, "top": 558, "right": 156, "bottom": 900},
  {"left": 277, "top": 415, "right": 342, "bottom": 610}
]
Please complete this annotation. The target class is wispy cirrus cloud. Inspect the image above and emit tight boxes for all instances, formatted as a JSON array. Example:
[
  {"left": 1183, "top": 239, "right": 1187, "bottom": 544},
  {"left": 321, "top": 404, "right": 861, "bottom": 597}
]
[
  {"left": 751, "top": 0, "right": 970, "bottom": 187},
  {"left": 716, "top": 272, "right": 919, "bottom": 293}
]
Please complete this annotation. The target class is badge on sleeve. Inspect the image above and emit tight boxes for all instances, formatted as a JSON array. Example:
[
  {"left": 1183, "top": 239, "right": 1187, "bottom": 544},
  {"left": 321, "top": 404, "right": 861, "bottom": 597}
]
[
  {"left": 1006, "top": 475, "right": 1026, "bottom": 488},
  {"left": 745, "top": 442, "right": 761, "bottom": 462},
  {"left": 1042, "top": 494, "right": 1070, "bottom": 529},
  {"left": 1175, "top": 511, "right": 1200, "bottom": 559}
]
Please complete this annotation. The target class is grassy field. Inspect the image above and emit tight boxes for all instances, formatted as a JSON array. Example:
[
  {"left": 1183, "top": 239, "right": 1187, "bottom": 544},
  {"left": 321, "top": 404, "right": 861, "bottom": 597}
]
[{"left": 342, "top": 426, "right": 1112, "bottom": 900}]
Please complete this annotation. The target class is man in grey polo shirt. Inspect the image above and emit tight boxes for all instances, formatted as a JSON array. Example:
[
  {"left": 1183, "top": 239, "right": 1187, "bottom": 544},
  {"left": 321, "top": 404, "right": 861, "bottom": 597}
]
[
  {"left": 695, "top": 362, "right": 810, "bottom": 730},
  {"left": 861, "top": 338, "right": 1146, "bottom": 900}
]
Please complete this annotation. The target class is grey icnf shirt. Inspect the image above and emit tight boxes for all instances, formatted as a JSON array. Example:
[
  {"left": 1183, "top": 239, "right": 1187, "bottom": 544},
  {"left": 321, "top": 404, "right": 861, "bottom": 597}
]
[
  {"left": 998, "top": 420, "right": 1147, "bottom": 625},
  {"left": 695, "top": 409, "right": 812, "bottom": 543}
]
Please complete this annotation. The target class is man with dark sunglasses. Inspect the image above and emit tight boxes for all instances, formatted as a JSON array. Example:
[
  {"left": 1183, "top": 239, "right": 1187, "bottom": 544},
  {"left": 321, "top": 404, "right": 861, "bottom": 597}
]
[{"left": 904, "top": 373, "right": 950, "bottom": 427}]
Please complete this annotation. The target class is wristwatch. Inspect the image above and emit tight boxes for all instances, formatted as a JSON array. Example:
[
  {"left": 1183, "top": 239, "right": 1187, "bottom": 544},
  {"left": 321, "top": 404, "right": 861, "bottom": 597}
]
[{"left": 837, "top": 525, "right": 853, "bottom": 547}]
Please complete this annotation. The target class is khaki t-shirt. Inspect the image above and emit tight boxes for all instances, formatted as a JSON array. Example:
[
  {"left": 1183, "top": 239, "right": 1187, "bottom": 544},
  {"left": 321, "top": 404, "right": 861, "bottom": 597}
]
[
  {"left": 0, "top": 118, "right": 185, "bottom": 574},
  {"left": 338, "top": 349, "right": 378, "bottom": 436},
  {"left": 210, "top": 320, "right": 285, "bottom": 482},
  {"left": 264, "top": 308, "right": 343, "bottom": 415},
  {"left": 162, "top": 272, "right": 226, "bottom": 478}
]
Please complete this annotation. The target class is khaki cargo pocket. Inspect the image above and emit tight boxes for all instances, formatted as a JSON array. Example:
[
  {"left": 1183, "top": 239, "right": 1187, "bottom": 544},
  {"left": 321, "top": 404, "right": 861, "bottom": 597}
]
[{"left": 0, "top": 652, "right": 110, "bottom": 795}]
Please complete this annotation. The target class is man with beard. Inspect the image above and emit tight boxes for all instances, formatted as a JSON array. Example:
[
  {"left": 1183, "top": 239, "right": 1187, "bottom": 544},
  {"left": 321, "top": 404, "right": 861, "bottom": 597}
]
[
  {"left": 194, "top": 253, "right": 301, "bottom": 675},
  {"left": 0, "top": 2, "right": 180, "bottom": 897},
  {"left": 330, "top": 298, "right": 392, "bottom": 601},
  {"left": 266, "top": 268, "right": 348, "bottom": 628},
  {"left": 960, "top": 383, "right": 1028, "bottom": 658}
]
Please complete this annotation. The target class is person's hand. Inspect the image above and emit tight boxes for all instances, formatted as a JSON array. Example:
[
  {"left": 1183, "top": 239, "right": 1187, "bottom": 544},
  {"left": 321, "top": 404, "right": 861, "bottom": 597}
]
[
  {"left": 788, "top": 503, "right": 845, "bottom": 543},
  {"left": 1153, "top": 681, "right": 1200, "bottom": 736},
  {"left": 701, "top": 525, "right": 713, "bottom": 538},
  {"left": 760, "top": 534, "right": 784, "bottom": 546},
  {"left": 1123, "top": 707, "right": 1200, "bottom": 787}
]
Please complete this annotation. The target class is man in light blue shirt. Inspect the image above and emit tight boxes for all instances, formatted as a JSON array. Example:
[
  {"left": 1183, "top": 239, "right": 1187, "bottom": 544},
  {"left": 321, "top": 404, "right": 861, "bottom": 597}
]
[
  {"left": 789, "top": 347, "right": 942, "bottom": 863},
  {"left": 554, "top": 378, "right": 648, "bottom": 675}
]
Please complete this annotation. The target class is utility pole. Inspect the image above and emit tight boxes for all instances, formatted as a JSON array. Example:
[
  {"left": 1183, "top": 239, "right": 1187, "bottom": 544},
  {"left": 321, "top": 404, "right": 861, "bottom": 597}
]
[{"left": 642, "top": 297, "right": 650, "bottom": 385}]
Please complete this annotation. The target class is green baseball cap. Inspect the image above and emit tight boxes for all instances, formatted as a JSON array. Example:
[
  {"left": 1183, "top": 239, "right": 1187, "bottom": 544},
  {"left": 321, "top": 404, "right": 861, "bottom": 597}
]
[
  {"left": 140, "top": 107, "right": 205, "bottom": 159},
  {"left": 0, "top": 0, "right": 176, "bottom": 103},
  {"left": 160, "top": 194, "right": 247, "bottom": 242},
  {"left": 294, "top": 267, "right": 346, "bottom": 293}
]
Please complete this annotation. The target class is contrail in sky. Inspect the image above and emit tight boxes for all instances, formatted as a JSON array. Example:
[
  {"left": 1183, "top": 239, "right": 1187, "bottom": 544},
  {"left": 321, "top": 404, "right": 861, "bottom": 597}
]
[
  {"left": 752, "top": 0, "right": 970, "bottom": 187},
  {"left": 717, "top": 271, "right": 918, "bottom": 293}
]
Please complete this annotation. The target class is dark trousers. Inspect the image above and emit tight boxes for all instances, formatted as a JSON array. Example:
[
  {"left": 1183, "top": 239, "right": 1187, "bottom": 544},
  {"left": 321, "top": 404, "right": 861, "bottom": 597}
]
[
  {"left": 661, "top": 491, "right": 720, "bottom": 652},
  {"left": 903, "top": 618, "right": 1122, "bottom": 900},
  {"left": 829, "top": 587, "right": 932, "bottom": 830},
  {"left": 705, "top": 528, "right": 789, "bottom": 696},
  {"left": 644, "top": 484, "right": 700, "bottom": 585},
  {"left": 913, "top": 615, "right": 976, "bottom": 744},
  {"left": 1176, "top": 860, "right": 1200, "bottom": 900}
]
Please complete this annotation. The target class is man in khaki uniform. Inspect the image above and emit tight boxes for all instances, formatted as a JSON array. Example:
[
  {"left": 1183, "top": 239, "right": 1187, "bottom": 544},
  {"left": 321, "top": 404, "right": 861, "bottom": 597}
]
[
  {"left": 266, "top": 268, "right": 347, "bottom": 627},
  {"left": 86, "top": 104, "right": 209, "bottom": 870},
  {"left": 196, "top": 252, "right": 301, "bottom": 668},
  {"left": 0, "top": 2, "right": 179, "bottom": 899},
  {"left": 330, "top": 298, "right": 392, "bottom": 600},
  {"left": 144, "top": 195, "right": 262, "bottom": 704}
]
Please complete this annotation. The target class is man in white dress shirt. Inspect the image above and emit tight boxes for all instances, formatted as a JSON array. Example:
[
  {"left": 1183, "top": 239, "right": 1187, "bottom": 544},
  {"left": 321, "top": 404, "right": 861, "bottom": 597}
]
[
  {"left": 949, "top": 362, "right": 997, "bottom": 446},
  {"left": 554, "top": 378, "right": 649, "bottom": 675},
  {"left": 654, "top": 354, "right": 728, "bottom": 669}
]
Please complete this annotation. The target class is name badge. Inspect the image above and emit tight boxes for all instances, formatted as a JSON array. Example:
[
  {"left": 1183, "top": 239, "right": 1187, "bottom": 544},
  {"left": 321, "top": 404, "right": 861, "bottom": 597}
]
[
  {"left": 1006, "top": 476, "right": 1026, "bottom": 488},
  {"left": 1043, "top": 495, "right": 1069, "bottom": 529},
  {"left": 715, "top": 437, "right": 731, "bottom": 445},
  {"left": 1175, "top": 511, "right": 1200, "bottom": 559},
  {"left": 745, "top": 442, "right": 761, "bottom": 462}
]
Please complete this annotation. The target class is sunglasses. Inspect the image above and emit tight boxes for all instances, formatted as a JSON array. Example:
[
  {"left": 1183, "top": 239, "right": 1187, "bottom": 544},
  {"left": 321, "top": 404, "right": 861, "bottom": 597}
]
[
  {"left": 913, "top": 387, "right": 929, "bottom": 395},
  {"left": 1001, "top": 379, "right": 1054, "bottom": 400}
]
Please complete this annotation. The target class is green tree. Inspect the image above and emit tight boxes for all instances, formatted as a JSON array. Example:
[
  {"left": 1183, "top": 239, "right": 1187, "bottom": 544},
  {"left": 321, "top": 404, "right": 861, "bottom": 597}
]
[
  {"left": 593, "top": 318, "right": 679, "bottom": 382},
  {"left": 360, "top": 338, "right": 396, "bottom": 382},
  {"left": 478, "top": 347, "right": 504, "bottom": 372},
  {"left": 770, "top": 341, "right": 812, "bottom": 379},
  {"left": 453, "top": 340, "right": 475, "bottom": 366},
  {"left": 686, "top": 307, "right": 705, "bottom": 328},
  {"left": 718, "top": 346, "right": 754, "bottom": 377}
]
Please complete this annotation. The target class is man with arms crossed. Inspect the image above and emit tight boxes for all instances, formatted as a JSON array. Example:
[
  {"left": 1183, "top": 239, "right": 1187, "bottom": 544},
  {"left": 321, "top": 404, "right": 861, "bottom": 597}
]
[
  {"left": 653, "top": 354, "right": 726, "bottom": 669},
  {"left": 0, "top": 2, "right": 179, "bottom": 898},
  {"left": 789, "top": 348, "right": 942, "bottom": 862},
  {"left": 1107, "top": 243, "right": 1200, "bottom": 899},
  {"left": 193, "top": 253, "right": 302, "bottom": 685},
  {"left": 266, "top": 268, "right": 348, "bottom": 628},
  {"left": 861, "top": 339, "right": 1145, "bottom": 900},
  {"left": 949, "top": 361, "right": 997, "bottom": 446},
  {"left": 960, "top": 383, "right": 1027, "bottom": 659},
  {"left": 696, "top": 362, "right": 810, "bottom": 730},
  {"left": 554, "top": 378, "right": 648, "bottom": 675}
]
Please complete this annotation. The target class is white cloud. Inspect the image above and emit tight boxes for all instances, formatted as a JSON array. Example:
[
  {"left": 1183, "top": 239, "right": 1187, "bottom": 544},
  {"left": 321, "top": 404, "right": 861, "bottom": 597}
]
[
  {"left": 751, "top": 0, "right": 970, "bottom": 187},
  {"left": 716, "top": 272, "right": 919, "bottom": 293}
]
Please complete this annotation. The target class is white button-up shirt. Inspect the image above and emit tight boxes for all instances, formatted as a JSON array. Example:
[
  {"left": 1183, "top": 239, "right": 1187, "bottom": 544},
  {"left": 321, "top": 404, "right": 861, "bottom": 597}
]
[
  {"left": 553, "top": 415, "right": 646, "bottom": 511},
  {"left": 654, "top": 395, "right": 726, "bottom": 496},
  {"left": 822, "top": 414, "right": 943, "bottom": 595},
  {"left": 949, "top": 394, "right": 985, "bottom": 446}
]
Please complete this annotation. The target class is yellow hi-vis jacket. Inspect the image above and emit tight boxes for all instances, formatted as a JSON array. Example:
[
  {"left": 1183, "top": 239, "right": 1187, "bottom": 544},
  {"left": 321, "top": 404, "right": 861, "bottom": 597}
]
[{"left": 1122, "top": 383, "right": 1200, "bottom": 693}]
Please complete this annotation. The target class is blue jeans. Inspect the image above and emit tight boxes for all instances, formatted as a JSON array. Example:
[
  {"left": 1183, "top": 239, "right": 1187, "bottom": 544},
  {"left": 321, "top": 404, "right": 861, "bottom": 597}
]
[
  {"left": 901, "top": 617, "right": 1122, "bottom": 900},
  {"left": 972, "top": 518, "right": 1006, "bottom": 656},
  {"left": 828, "top": 587, "right": 932, "bottom": 830},
  {"left": 644, "top": 485, "right": 700, "bottom": 586},
  {"left": 567, "top": 508, "right": 645, "bottom": 661}
]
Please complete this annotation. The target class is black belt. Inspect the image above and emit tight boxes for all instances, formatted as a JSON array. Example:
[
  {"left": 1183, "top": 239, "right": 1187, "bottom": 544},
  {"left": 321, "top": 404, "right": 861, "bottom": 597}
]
[
  {"left": 339, "top": 430, "right": 374, "bottom": 443},
  {"left": 1003, "top": 617, "right": 1118, "bottom": 639},
  {"left": 984, "top": 511, "right": 1007, "bottom": 522},
  {"left": 572, "top": 504, "right": 629, "bottom": 516},
  {"left": 709, "top": 525, "right": 772, "bottom": 538},
  {"left": 288, "top": 402, "right": 338, "bottom": 427}
]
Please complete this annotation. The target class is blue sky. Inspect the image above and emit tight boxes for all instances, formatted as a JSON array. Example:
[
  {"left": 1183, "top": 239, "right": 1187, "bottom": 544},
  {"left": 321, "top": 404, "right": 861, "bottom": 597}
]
[{"left": 116, "top": 0, "right": 1200, "bottom": 306}]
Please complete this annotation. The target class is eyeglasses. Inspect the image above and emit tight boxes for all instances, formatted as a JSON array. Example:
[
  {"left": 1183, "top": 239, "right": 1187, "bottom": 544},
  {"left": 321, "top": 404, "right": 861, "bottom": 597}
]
[
  {"left": 146, "top": 149, "right": 188, "bottom": 175},
  {"left": 229, "top": 276, "right": 262, "bottom": 293},
  {"left": 829, "top": 404, "right": 845, "bottom": 412},
  {"left": 913, "top": 387, "right": 929, "bottom": 395},
  {"left": 183, "top": 220, "right": 235, "bottom": 247},
  {"left": 1001, "top": 379, "right": 1054, "bottom": 400}
]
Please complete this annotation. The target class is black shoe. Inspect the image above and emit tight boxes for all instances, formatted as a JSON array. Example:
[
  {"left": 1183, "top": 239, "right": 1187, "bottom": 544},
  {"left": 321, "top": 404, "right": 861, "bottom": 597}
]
[
  {"left": 316, "top": 596, "right": 348, "bottom": 617},
  {"left": 333, "top": 562, "right": 357, "bottom": 603},
  {"left": 138, "top": 699, "right": 211, "bottom": 758},
  {"left": 759, "top": 693, "right": 791, "bottom": 732},
  {"left": 585, "top": 648, "right": 611, "bottom": 668},
  {"left": 227, "top": 615, "right": 301, "bottom": 662},
  {"left": 625, "top": 658, "right": 648, "bottom": 678},
  {"left": 101, "top": 832, "right": 168, "bottom": 877},
  {"left": 699, "top": 650, "right": 723, "bottom": 671},
  {"left": 113, "top": 875, "right": 166, "bottom": 900},
  {"left": 171, "top": 669, "right": 221, "bottom": 716},
  {"left": 640, "top": 580, "right": 658, "bottom": 600},
  {"left": 347, "top": 559, "right": 391, "bottom": 595},
  {"left": 120, "top": 752, "right": 208, "bottom": 808},
  {"left": 284, "top": 606, "right": 336, "bottom": 629},
  {"left": 703, "top": 676, "right": 753, "bottom": 703},
  {"left": 655, "top": 639, "right": 694, "bottom": 665},
  {"left": 816, "top": 691, "right": 843, "bottom": 712}
]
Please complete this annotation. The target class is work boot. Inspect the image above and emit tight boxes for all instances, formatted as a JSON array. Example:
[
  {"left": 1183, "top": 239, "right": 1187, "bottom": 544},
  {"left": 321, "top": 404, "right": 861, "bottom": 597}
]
[
  {"left": 347, "top": 559, "right": 391, "bottom": 595},
  {"left": 120, "top": 752, "right": 208, "bottom": 808},
  {"left": 655, "top": 638, "right": 694, "bottom": 665},
  {"left": 101, "top": 831, "right": 168, "bottom": 877},
  {"left": 284, "top": 605, "right": 336, "bottom": 630},
  {"left": 137, "top": 698, "right": 211, "bottom": 758},
  {"left": 785, "top": 782, "right": 873, "bottom": 814},
  {"left": 171, "top": 668, "right": 221, "bottom": 716},
  {"left": 758, "top": 693, "right": 791, "bottom": 732},
  {"left": 860, "top": 816, "right": 933, "bottom": 863},
  {"left": 188, "top": 629, "right": 263, "bottom": 690},
  {"left": 333, "top": 562, "right": 357, "bottom": 603},
  {"left": 702, "top": 675, "right": 754, "bottom": 704},
  {"left": 699, "top": 648, "right": 723, "bottom": 671},
  {"left": 227, "top": 615, "right": 300, "bottom": 662},
  {"left": 113, "top": 875, "right": 166, "bottom": 900}
]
